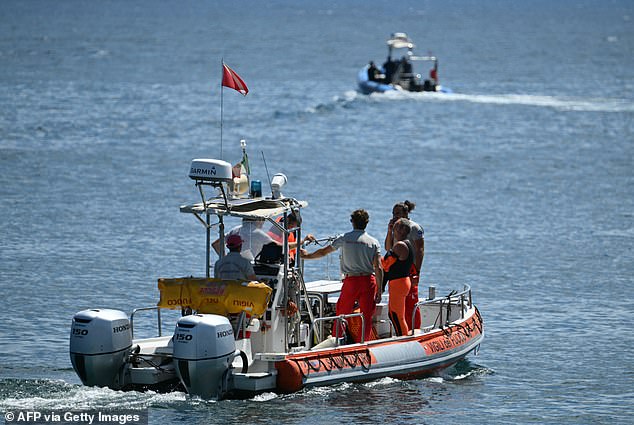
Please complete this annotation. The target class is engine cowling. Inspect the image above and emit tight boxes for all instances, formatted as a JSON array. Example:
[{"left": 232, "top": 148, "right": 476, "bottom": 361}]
[
  {"left": 69, "top": 309, "right": 132, "bottom": 389},
  {"left": 173, "top": 314, "right": 236, "bottom": 399}
]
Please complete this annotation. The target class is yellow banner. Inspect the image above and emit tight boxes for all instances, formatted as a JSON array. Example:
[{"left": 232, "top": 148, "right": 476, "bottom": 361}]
[{"left": 157, "top": 277, "right": 272, "bottom": 317}]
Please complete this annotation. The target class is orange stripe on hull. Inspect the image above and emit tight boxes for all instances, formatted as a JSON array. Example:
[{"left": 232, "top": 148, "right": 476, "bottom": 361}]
[
  {"left": 276, "top": 346, "right": 377, "bottom": 393},
  {"left": 275, "top": 307, "right": 483, "bottom": 392},
  {"left": 419, "top": 311, "right": 483, "bottom": 356}
]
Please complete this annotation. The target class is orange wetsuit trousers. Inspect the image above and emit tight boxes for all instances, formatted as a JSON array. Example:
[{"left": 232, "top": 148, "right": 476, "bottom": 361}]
[
  {"left": 405, "top": 275, "right": 421, "bottom": 330},
  {"left": 388, "top": 276, "right": 411, "bottom": 336},
  {"left": 335, "top": 275, "right": 377, "bottom": 341}
]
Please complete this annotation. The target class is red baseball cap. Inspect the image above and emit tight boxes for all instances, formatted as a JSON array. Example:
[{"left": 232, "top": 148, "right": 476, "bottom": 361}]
[{"left": 226, "top": 234, "right": 243, "bottom": 248}]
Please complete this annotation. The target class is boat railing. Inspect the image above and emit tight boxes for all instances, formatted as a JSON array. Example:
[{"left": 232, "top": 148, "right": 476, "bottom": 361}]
[
  {"left": 309, "top": 312, "right": 365, "bottom": 348},
  {"left": 306, "top": 294, "right": 326, "bottom": 342},
  {"left": 130, "top": 306, "right": 163, "bottom": 339},
  {"left": 232, "top": 311, "right": 251, "bottom": 340},
  {"left": 411, "top": 284, "right": 472, "bottom": 332}
]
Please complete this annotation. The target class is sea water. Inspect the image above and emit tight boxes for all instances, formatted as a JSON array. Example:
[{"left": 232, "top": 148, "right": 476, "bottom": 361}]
[{"left": 1, "top": 0, "right": 633, "bottom": 424}]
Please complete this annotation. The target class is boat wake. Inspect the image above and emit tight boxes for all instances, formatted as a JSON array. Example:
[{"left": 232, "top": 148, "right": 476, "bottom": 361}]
[
  {"left": 440, "top": 363, "right": 494, "bottom": 383},
  {"left": 593, "top": 227, "right": 634, "bottom": 238},
  {"left": 290, "top": 359, "right": 490, "bottom": 399},
  {"left": 334, "top": 90, "right": 634, "bottom": 113},
  {"left": 249, "top": 392, "right": 279, "bottom": 402},
  {"left": 273, "top": 88, "right": 633, "bottom": 122},
  {"left": 0, "top": 359, "right": 492, "bottom": 409},
  {"left": 0, "top": 378, "right": 187, "bottom": 411}
]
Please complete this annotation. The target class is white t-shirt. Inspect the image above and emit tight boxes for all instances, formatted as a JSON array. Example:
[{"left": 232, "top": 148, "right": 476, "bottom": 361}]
[
  {"left": 227, "top": 221, "right": 275, "bottom": 261},
  {"left": 407, "top": 219, "right": 424, "bottom": 243}
]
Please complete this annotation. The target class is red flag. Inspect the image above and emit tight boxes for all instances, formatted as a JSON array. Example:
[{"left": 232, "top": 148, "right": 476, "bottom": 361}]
[{"left": 222, "top": 63, "right": 249, "bottom": 96}]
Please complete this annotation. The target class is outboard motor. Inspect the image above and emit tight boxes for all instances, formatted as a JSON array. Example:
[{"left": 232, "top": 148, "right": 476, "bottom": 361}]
[
  {"left": 69, "top": 309, "right": 132, "bottom": 389},
  {"left": 173, "top": 314, "right": 236, "bottom": 399}
]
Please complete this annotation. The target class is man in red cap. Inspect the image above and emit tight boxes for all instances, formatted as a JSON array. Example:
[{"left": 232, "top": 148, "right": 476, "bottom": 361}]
[{"left": 214, "top": 234, "right": 257, "bottom": 281}]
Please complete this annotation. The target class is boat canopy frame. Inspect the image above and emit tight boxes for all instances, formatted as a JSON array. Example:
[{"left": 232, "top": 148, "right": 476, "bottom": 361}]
[
  {"left": 178, "top": 181, "right": 312, "bottom": 352},
  {"left": 180, "top": 179, "right": 307, "bottom": 277}
]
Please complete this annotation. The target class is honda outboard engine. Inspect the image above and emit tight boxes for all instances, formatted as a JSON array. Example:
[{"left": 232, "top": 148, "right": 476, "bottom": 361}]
[
  {"left": 69, "top": 309, "right": 132, "bottom": 389},
  {"left": 173, "top": 314, "right": 236, "bottom": 399}
]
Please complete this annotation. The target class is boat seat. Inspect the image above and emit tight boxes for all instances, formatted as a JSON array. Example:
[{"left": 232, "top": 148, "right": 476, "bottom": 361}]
[
  {"left": 133, "top": 336, "right": 173, "bottom": 356},
  {"left": 154, "top": 345, "right": 173, "bottom": 355},
  {"left": 254, "top": 263, "right": 280, "bottom": 276}
]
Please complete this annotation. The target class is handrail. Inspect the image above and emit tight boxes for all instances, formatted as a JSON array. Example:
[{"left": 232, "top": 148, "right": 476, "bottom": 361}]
[
  {"left": 306, "top": 294, "right": 325, "bottom": 342},
  {"left": 130, "top": 306, "right": 163, "bottom": 339},
  {"left": 310, "top": 313, "right": 364, "bottom": 348},
  {"left": 411, "top": 284, "right": 472, "bottom": 332}
]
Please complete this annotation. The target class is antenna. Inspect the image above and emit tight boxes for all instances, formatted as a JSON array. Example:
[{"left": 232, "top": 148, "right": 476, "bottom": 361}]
[
  {"left": 261, "top": 151, "right": 273, "bottom": 196},
  {"left": 220, "top": 58, "right": 224, "bottom": 159}
]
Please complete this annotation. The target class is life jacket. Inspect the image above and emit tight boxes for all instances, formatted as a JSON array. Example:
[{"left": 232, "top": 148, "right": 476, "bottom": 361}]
[
  {"left": 382, "top": 240, "right": 413, "bottom": 281},
  {"left": 268, "top": 216, "right": 297, "bottom": 261}
]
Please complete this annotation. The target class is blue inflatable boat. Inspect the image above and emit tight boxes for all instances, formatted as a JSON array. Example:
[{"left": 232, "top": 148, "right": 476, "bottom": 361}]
[{"left": 357, "top": 33, "right": 451, "bottom": 95}]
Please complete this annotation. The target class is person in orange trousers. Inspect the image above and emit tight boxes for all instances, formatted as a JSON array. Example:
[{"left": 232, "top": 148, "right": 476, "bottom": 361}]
[
  {"left": 385, "top": 201, "right": 424, "bottom": 330},
  {"left": 380, "top": 218, "right": 414, "bottom": 336},
  {"left": 301, "top": 209, "right": 383, "bottom": 342}
]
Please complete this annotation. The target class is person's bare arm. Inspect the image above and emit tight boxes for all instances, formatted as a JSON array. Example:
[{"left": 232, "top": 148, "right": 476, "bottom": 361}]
[
  {"left": 414, "top": 238, "right": 424, "bottom": 273},
  {"left": 392, "top": 240, "right": 409, "bottom": 261},
  {"left": 384, "top": 219, "right": 395, "bottom": 251},
  {"left": 373, "top": 252, "right": 383, "bottom": 302},
  {"left": 300, "top": 245, "right": 335, "bottom": 260}
]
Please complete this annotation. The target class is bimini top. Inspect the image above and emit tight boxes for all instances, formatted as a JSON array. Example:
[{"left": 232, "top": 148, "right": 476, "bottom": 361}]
[
  {"left": 387, "top": 33, "right": 415, "bottom": 50},
  {"left": 180, "top": 196, "right": 307, "bottom": 220}
]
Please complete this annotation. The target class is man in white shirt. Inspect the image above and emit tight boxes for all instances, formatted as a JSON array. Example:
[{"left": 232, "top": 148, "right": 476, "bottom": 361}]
[{"left": 212, "top": 217, "right": 275, "bottom": 261}]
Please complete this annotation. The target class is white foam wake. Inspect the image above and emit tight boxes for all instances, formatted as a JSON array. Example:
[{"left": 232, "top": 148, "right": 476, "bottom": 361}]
[{"left": 338, "top": 89, "right": 634, "bottom": 113}]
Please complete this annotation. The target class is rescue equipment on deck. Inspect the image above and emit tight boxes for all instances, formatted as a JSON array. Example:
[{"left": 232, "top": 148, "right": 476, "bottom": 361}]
[{"left": 157, "top": 277, "right": 272, "bottom": 317}]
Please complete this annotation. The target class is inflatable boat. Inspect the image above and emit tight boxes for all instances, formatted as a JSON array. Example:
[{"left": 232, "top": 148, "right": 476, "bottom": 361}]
[
  {"left": 358, "top": 32, "right": 451, "bottom": 95},
  {"left": 69, "top": 143, "right": 482, "bottom": 399}
]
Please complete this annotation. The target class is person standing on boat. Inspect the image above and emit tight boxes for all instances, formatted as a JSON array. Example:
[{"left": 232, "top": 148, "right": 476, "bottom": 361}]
[
  {"left": 383, "top": 57, "right": 397, "bottom": 84},
  {"left": 301, "top": 209, "right": 383, "bottom": 342},
  {"left": 212, "top": 217, "right": 276, "bottom": 262},
  {"left": 214, "top": 234, "right": 258, "bottom": 281},
  {"left": 385, "top": 201, "right": 424, "bottom": 330},
  {"left": 430, "top": 62, "right": 438, "bottom": 85},
  {"left": 367, "top": 61, "right": 380, "bottom": 82},
  {"left": 381, "top": 218, "right": 414, "bottom": 336},
  {"left": 401, "top": 56, "right": 413, "bottom": 76},
  {"left": 267, "top": 213, "right": 315, "bottom": 266}
]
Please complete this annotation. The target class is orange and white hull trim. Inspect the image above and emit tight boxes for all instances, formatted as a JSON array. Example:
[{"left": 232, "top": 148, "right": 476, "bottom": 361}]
[{"left": 275, "top": 307, "right": 483, "bottom": 392}]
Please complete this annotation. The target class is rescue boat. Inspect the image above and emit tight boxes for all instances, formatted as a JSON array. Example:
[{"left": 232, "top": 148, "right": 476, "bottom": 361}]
[
  {"left": 69, "top": 143, "right": 483, "bottom": 399},
  {"left": 358, "top": 32, "right": 452, "bottom": 95}
]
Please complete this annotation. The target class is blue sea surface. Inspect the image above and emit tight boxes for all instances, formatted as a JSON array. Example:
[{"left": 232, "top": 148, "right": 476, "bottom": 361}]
[{"left": 1, "top": 0, "right": 633, "bottom": 424}]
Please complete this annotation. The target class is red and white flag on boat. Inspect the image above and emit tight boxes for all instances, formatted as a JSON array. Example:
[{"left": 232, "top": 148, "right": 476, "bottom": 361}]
[{"left": 222, "top": 63, "right": 249, "bottom": 96}]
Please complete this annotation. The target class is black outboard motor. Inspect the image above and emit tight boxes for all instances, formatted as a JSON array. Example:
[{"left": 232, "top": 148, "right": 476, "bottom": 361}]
[
  {"left": 173, "top": 314, "right": 237, "bottom": 399},
  {"left": 69, "top": 309, "right": 132, "bottom": 389}
]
